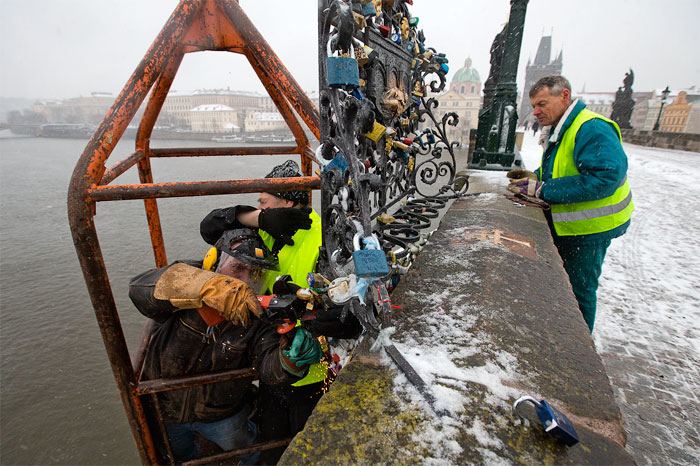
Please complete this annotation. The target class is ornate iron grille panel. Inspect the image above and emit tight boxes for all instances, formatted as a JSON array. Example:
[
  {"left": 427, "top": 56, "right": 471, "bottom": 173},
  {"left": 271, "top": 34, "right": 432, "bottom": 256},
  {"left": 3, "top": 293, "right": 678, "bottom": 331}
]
[{"left": 316, "top": 1, "right": 466, "bottom": 405}]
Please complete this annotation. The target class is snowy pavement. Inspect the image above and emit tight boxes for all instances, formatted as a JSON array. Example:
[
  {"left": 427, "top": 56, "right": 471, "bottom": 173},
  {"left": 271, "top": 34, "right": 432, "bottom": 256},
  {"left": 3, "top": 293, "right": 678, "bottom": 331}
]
[{"left": 518, "top": 131, "right": 700, "bottom": 465}]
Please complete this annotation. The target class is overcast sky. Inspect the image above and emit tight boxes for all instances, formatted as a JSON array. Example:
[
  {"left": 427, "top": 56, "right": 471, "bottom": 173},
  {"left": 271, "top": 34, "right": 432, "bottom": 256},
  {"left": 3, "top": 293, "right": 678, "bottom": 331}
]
[{"left": 1, "top": 0, "right": 698, "bottom": 101}]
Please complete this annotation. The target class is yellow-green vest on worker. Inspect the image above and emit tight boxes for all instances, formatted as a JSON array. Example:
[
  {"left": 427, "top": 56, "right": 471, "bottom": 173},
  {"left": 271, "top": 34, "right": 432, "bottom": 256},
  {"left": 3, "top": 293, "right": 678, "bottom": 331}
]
[
  {"left": 259, "top": 208, "right": 326, "bottom": 386},
  {"left": 546, "top": 109, "right": 634, "bottom": 236}
]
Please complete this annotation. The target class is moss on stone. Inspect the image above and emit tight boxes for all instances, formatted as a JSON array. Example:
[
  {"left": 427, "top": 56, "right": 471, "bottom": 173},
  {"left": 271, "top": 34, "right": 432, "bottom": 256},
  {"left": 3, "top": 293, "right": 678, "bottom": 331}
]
[{"left": 280, "top": 359, "right": 428, "bottom": 465}]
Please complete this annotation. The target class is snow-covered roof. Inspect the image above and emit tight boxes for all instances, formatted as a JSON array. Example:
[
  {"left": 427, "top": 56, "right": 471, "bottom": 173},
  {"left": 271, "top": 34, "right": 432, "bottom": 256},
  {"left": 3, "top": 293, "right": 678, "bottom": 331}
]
[
  {"left": 573, "top": 92, "right": 615, "bottom": 105},
  {"left": 166, "top": 89, "right": 194, "bottom": 97},
  {"left": 168, "top": 89, "right": 264, "bottom": 98},
  {"left": 193, "top": 88, "right": 263, "bottom": 97},
  {"left": 250, "top": 111, "right": 283, "bottom": 121},
  {"left": 190, "top": 104, "right": 235, "bottom": 112}
]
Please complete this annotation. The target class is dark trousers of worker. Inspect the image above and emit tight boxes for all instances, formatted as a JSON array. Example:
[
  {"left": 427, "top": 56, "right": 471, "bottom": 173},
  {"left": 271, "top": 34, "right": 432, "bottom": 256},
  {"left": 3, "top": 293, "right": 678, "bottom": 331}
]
[
  {"left": 554, "top": 239, "right": 611, "bottom": 333},
  {"left": 254, "top": 382, "right": 325, "bottom": 465}
]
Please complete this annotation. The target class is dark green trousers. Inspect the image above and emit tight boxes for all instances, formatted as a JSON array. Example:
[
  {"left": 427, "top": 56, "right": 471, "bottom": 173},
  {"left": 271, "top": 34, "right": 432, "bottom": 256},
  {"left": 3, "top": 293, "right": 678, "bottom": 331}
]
[{"left": 555, "top": 239, "right": 611, "bottom": 333}]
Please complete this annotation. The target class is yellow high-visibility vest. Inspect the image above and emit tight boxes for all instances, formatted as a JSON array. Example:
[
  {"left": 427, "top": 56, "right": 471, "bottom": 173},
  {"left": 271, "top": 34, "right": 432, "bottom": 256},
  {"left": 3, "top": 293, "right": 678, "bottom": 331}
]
[
  {"left": 260, "top": 209, "right": 327, "bottom": 386},
  {"left": 547, "top": 109, "right": 634, "bottom": 236},
  {"left": 259, "top": 209, "right": 322, "bottom": 291}
]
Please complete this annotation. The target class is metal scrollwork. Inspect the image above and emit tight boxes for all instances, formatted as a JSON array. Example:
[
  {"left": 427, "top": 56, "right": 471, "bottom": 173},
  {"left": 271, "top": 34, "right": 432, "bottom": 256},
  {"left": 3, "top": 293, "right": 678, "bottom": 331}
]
[
  {"left": 317, "top": 0, "right": 467, "bottom": 325},
  {"left": 317, "top": 1, "right": 466, "bottom": 409}
]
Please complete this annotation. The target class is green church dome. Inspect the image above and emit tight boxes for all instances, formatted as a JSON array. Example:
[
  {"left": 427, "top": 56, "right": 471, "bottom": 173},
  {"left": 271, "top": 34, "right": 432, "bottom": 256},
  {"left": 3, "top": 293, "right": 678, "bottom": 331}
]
[{"left": 452, "top": 58, "right": 480, "bottom": 83}]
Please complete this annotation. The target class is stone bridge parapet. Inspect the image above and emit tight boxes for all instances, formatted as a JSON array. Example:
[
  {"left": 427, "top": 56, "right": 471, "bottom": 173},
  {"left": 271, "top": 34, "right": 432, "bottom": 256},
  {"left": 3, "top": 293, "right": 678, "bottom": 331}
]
[{"left": 279, "top": 171, "right": 634, "bottom": 465}]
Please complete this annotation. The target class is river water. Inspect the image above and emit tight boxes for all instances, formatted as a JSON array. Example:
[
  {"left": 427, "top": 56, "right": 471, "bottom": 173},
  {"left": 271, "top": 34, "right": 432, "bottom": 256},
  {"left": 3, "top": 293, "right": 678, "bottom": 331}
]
[{"left": 0, "top": 135, "right": 306, "bottom": 465}]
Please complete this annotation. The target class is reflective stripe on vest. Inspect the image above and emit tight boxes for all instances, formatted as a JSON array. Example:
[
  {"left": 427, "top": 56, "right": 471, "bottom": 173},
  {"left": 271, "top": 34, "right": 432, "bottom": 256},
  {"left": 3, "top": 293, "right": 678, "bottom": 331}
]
[{"left": 550, "top": 109, "right": 634, "bottom": 236}]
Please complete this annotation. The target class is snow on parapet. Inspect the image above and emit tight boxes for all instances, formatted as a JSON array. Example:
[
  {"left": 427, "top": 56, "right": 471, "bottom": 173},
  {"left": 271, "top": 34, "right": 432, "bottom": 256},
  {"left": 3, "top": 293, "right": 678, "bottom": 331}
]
[{"left": 384, "top": 264, "right": 527, "bottom": 462}]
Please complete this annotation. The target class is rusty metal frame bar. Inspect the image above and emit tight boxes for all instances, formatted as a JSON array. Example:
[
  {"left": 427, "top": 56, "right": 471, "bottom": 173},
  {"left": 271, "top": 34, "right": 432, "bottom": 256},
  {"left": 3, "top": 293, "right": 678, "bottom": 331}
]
[
  {"left": 136, "top": 368, "right": 257, "bottom": 395},
  {"left": 88, "top": 176, "right": 321, "bottom": 202},
  {"left": 67, "top": 1, "right": 320, "bottom": 464},
  {"left": 182, "top": 438, "right": 293, "bottom": 466}
]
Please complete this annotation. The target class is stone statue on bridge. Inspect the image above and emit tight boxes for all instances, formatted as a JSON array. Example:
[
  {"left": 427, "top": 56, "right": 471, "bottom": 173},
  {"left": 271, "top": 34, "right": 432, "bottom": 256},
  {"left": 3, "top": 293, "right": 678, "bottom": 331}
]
[{"left": 611, "top": 68, "right": 635, "bottom": 129}]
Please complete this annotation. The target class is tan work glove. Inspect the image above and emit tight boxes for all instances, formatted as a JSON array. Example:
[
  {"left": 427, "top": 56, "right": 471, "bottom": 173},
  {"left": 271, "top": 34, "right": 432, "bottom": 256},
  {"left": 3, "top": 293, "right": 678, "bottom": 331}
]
[
  {"left": 506, "top": 169, "right": 537, "bottom": 181},
  {"left": 154, "top": 263, "right": 261, "bottom": 327}
]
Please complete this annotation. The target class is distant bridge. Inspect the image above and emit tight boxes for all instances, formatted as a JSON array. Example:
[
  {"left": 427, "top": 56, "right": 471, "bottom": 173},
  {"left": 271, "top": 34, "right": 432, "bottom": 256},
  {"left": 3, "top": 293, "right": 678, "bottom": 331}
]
[{"left": 0, "top": 123, "right": 41, "bottom": 134}]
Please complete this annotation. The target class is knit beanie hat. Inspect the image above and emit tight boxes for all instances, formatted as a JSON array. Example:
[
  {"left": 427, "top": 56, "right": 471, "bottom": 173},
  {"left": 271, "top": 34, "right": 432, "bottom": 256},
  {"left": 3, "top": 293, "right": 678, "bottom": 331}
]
[{"left": 264, "top": 160, "right": 309, "bottom": 206}]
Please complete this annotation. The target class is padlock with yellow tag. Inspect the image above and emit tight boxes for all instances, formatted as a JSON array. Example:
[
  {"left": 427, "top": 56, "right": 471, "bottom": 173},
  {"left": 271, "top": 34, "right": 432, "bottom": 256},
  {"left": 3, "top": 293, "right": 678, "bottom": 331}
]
[{"left": 364, "top": 121, "right": 387, "bottom": 142}]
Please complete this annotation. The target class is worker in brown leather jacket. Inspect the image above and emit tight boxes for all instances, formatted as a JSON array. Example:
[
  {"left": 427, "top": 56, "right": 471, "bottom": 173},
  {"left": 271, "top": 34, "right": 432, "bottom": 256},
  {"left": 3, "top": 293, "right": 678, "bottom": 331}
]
[{"left": 129, "top": 228, "right": 321, "bottom": 464}]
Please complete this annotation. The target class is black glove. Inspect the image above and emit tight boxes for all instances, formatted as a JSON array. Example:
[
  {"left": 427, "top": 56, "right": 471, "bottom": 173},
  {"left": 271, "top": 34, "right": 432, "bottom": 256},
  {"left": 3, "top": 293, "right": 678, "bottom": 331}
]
[
  {"left": 258, "top": 207, "right": 312, "bottom": 246},
  {"left": 200, "top": 205, "right": 256, "bottom": 245},
  {"left": 272, "top": 274, "right": 301, "bottom": 296},
  {"left": 304, "top": 303, "right": 363, "bottom": 339}
]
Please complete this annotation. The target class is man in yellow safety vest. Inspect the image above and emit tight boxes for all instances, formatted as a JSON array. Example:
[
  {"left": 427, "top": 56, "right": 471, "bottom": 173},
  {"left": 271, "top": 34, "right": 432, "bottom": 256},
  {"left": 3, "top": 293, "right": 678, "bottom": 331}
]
[
  {"left": 200, "top": 160, "right": 361, "bottom": 462},
  {"left": 508, "top": 75, "right": 633, "bottom": 333}
]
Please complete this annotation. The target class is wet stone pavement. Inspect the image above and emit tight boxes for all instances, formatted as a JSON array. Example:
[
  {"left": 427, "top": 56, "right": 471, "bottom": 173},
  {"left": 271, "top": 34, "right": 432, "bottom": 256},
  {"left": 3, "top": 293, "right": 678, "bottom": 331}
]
[
  {"left": 595, "top": 328, "right": 700, "bottom": 465},
  {"left": 589, "top": 141, "right": 700, "bottom": 465}
]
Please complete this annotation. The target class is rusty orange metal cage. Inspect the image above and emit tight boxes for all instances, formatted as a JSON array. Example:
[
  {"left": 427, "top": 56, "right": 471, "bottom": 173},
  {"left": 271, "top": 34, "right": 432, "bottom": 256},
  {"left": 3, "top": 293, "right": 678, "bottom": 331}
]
[{"left": 67, "top": 1, "right": 320, "bottom": 463}]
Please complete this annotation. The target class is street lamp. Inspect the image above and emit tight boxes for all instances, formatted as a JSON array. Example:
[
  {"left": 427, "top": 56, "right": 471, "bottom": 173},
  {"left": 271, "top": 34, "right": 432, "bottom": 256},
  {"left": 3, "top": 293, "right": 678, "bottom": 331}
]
[{"left": 653, "top": 86, "right": 671, "bottom": 131}]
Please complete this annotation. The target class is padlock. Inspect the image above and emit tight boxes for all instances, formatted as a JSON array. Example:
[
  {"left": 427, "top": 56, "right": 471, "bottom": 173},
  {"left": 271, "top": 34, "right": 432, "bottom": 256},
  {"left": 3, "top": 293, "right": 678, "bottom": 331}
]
[
  {"left": 361, "top": 0, "right": 376, "bottom": 16},
  {"left": 327, "top": 56, "right": 360, "bottom": 88},
  {"left": 400, "top": 17, "right": 410, "bottom": 40},
  {"left": 412, "top": 81, "right": 424, "bottom": 97},
  {"left": 364, "top": 121, "right": 386, "bottom": 142},
  {"left": 354, "top": 44, "right": 369, "bottom": 67},
  {"left": 351, "top": 88, "right": 364, "bottom": 100},
  {"left": 396, "top": 149, "right": 409, "bottom": 163},
  {"left": 425, "top": 131, "right": 436, "bottom": 144},
  {"left": 327, "top": 275, "right": 357, "bottom": 304},
  {"left": 393, "top": 140, "right": 409, "bottom": 151},
  {"left": 353, "top": 249, "right": 390, "bottom": 278},
  {"left": 440, "top": 63, "right": 449, "bottom": 74},
  {"left": 296, "top": 288, "right": 313, "bottom": 301},
  {"left": 390, "top": 32, "right": 401, "bottom": 44},
  {"left": 363, "top": 45, "right": 378, "bottom": 65},
  {"left": 327, "top": 37, "right": 360, "bottom": 89},
  {"left": 353, "top": 11, "right": 367, "bottom": 30},
  {"left": 512, "top": 396, "right": 580, "bottom": 447},
  {"left": 307, "top": 272, "right": 330, "bottom": 292},
  {"left": 377, "top": 212, "right": 396, "bottom": 224},
  {"left": 409, "top": 16, "right": 419, "bottom": 26},
  {"left": 352, "top": 233, "right": 390, "bottom": 279},
  {"left": 379, "top": 24, "right": 391, "bottom": 37},
  {"left": 322, "top": 151, "right": 349, "bottom": 177},
  {"left": 385, "top": 138, "right": 393, "bottom": 154}
]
